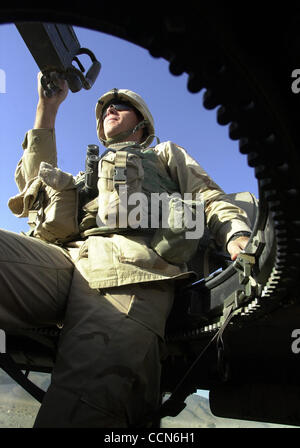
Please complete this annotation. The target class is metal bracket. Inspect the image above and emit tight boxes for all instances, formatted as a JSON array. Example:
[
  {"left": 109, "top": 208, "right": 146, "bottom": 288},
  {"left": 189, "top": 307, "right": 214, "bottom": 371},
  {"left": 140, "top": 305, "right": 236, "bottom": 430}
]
[
  {"left": 222, "top": 252, "right": 257, "bottom": 314},
  {"left": 113, "top": 167, "right": 127, "bottom": 184}
]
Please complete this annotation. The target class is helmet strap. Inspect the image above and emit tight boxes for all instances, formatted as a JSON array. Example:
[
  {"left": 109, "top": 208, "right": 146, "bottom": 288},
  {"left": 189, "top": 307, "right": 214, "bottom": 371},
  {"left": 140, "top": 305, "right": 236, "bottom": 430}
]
[
  {"left": 141, "top": 134, "right": 160, "bottom": 148},
  {"left": 103, "top": 119, "right": 149, "bottom": 146}
]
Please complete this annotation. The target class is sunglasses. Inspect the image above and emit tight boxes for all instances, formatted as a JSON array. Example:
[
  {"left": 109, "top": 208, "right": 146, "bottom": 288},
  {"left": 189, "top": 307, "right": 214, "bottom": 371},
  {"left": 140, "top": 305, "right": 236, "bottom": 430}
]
[{"left": 102, "top": 102, "right": 133, "bottom": 120}]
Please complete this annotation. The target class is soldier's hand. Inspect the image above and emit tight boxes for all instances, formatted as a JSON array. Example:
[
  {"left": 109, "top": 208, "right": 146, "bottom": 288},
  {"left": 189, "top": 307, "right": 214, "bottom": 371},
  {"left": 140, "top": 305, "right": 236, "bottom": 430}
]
[
  {"left": 34, "top": 72, "right": 69, "bottom": 129},
  {"left": 37, "top": 71, "right": 69, "bottom": 108},
  {"left": 227, "top": 236, "right": 250, "bottom": 261}
]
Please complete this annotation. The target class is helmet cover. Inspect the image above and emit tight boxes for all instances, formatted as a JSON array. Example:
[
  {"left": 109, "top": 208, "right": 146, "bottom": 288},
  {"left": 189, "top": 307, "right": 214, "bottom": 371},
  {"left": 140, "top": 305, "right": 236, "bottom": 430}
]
[{"left": 95, "top": 88, "right": 155, "bottom": 147}]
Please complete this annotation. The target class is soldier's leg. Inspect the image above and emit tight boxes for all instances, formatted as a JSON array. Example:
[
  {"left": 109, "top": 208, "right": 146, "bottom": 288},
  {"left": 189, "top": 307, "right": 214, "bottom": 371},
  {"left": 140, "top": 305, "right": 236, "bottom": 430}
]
[
  {"left": 34, "top": 273, "right": 174, "bottom": 427},
  {"left": 0, "top": 229, "right": 74, "bottom": 330}
]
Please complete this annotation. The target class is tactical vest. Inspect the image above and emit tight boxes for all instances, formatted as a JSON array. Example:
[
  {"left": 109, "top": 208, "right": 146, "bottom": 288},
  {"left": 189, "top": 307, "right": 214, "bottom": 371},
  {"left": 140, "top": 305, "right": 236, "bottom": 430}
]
[
  {"left": 78, "top": 144, "right": 204, "bottom": 264},
  {"left": 18, "top": 144, "right": 204, "bottom": 265},
  {"left": 79, "top": 145, "right": 179, "bottom": 234}
]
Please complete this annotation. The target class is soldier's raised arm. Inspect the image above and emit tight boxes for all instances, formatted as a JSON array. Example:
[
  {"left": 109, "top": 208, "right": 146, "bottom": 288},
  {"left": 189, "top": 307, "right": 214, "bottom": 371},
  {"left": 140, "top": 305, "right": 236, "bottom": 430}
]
[
  {"left": 14, "top": 72, "right": 69, "bottom": 191},
  {"left": 34, "top": 71, "right": 69, "bottom": 129}
]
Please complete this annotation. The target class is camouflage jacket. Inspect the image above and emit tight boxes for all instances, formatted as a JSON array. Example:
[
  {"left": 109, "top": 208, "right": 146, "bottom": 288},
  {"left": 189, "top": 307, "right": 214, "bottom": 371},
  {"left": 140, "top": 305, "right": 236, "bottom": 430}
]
[{"left": 8, "top": 128, "right": 252, "bottom": 289}]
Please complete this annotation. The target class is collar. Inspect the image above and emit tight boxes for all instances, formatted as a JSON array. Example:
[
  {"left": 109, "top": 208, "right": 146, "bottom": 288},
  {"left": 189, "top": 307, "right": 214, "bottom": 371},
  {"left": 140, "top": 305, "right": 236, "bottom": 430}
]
[{"left": 107, "top": 141, "right": 141, "bottom": 151}]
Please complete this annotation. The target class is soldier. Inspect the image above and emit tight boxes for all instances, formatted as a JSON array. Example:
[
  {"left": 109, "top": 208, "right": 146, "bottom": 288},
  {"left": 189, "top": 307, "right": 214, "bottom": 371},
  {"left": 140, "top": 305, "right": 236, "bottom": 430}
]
[{"left": 2, "top": 73, "right": 251, "bottom": 427}]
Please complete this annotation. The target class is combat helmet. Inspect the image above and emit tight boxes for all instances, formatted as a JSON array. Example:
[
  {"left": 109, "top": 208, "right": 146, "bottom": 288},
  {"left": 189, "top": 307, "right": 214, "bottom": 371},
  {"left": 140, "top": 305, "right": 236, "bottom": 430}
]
[{"left": 95, "top": 88, "right": 155, "bottom": 148}]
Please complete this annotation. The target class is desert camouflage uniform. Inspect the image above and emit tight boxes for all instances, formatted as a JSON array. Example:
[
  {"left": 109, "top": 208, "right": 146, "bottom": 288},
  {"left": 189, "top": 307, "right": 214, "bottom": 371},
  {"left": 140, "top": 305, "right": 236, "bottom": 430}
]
[{"left": 0, "top": 108, "right": 251, "bottom": 426}]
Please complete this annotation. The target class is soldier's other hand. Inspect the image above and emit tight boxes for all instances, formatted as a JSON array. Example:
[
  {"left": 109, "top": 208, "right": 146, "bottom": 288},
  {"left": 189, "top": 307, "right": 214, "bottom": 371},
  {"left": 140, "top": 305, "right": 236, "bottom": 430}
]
[
  {"left": 227, "top": 236, "right": 250, "bottom": 261},
  {"left": 37, "top": 71, "right": 69, "bottom": 108}
]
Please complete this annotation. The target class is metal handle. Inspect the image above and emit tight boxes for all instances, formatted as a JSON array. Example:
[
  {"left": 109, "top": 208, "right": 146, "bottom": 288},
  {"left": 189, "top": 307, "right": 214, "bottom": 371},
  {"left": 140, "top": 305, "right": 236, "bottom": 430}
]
[
  {"left": 68, "top": 48, "right": 101, "bottom": 92},
  {"left": 40, "top": 48, "right": 101, "bottom": 96}
]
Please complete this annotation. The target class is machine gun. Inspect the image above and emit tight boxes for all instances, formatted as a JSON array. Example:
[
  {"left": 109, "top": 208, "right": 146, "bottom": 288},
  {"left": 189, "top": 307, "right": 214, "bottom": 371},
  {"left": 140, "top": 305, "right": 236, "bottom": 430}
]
[{"left": 15, "top": 22, "right": 101, "bottom": 97}]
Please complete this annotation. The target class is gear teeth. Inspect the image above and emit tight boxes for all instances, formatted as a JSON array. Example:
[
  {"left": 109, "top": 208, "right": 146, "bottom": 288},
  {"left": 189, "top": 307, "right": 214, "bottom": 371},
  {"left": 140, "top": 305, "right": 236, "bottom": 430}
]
[
  {"left": 203, "top": 89, "right": 220, "bottom": 110},
  {"left": 238, "top": 297, "right": 260, "bottom": 316},
  {"left": 158, "top": 13, "right": 300, "bottom": 342},
  {"left": 261, "top": 269, "right": 282, "bottom": 297},
  {"left": 187, "top": 73, "right": 204, "bottom": 93},
  {"left": 204, "top": 322, "right": 221, "bottom": 333},
  {"left": 169, "top": 55, "right": 185, "bottom": 76}
]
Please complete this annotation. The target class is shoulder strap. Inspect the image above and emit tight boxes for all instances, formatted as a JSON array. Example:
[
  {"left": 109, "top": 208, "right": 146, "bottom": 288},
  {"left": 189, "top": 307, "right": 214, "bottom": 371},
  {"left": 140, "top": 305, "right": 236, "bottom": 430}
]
[
  {"left": 0, "top": 329, "right": 45, "bottom": 403},
  {"left": 0, "top": 353, "right": 45, "bottom": 403},
  {"left": 114, "top": 151, "right": 128, "bottom": 187}
]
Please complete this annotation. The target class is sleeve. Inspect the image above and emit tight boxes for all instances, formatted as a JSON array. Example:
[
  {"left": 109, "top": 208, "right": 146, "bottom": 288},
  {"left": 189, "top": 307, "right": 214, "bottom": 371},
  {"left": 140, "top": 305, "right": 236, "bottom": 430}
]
[
  {"left": 15, "top": 129, "right": 58, "bottom": 192},
  {"left": 155, "top": 141, "right": 252, "bottom": 251}
]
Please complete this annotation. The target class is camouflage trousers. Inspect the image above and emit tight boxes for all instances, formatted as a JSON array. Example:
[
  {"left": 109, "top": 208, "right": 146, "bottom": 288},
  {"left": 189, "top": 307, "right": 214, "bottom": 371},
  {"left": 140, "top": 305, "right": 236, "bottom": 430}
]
[{"left": 0, "top": 229, "right": 174, "bottom": 427}]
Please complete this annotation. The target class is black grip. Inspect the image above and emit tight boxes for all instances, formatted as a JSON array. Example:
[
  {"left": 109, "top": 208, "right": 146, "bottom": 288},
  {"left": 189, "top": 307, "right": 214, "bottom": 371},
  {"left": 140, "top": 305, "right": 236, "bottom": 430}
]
[
  {"left": 40, "top": 72, "right": 61, "bottom": 98},
  {"left": 84, "top": 60, "right": 101, "bottom": 89},
  {"left": 85, "top": 144, "right": 99, "bottom": 194}
]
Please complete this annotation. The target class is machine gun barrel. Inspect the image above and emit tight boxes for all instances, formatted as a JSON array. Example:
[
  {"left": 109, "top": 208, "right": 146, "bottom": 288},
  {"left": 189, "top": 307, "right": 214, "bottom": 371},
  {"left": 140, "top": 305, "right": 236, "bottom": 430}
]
[{"left": 15, "top": 22, "right": 101, "bottom": 96}]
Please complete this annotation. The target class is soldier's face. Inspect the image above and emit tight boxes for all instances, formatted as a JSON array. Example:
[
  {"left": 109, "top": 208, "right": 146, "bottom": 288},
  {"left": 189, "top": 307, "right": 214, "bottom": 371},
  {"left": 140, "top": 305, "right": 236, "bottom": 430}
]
[{"left": 103, "top": 105, "right": 140, "bottom": 140}]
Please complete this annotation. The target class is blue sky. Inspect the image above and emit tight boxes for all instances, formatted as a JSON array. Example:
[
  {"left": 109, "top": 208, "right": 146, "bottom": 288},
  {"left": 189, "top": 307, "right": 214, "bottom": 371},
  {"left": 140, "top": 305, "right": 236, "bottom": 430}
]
[{"left": 0, "top": 23, "right": 259, "bottom": 402}]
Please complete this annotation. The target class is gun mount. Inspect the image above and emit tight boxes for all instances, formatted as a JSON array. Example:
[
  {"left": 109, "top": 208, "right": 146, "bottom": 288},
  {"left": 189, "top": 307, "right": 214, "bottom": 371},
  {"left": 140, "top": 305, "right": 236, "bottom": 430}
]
[{"left": 15, "top": 22, "right": 101, "bottom": 97}]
